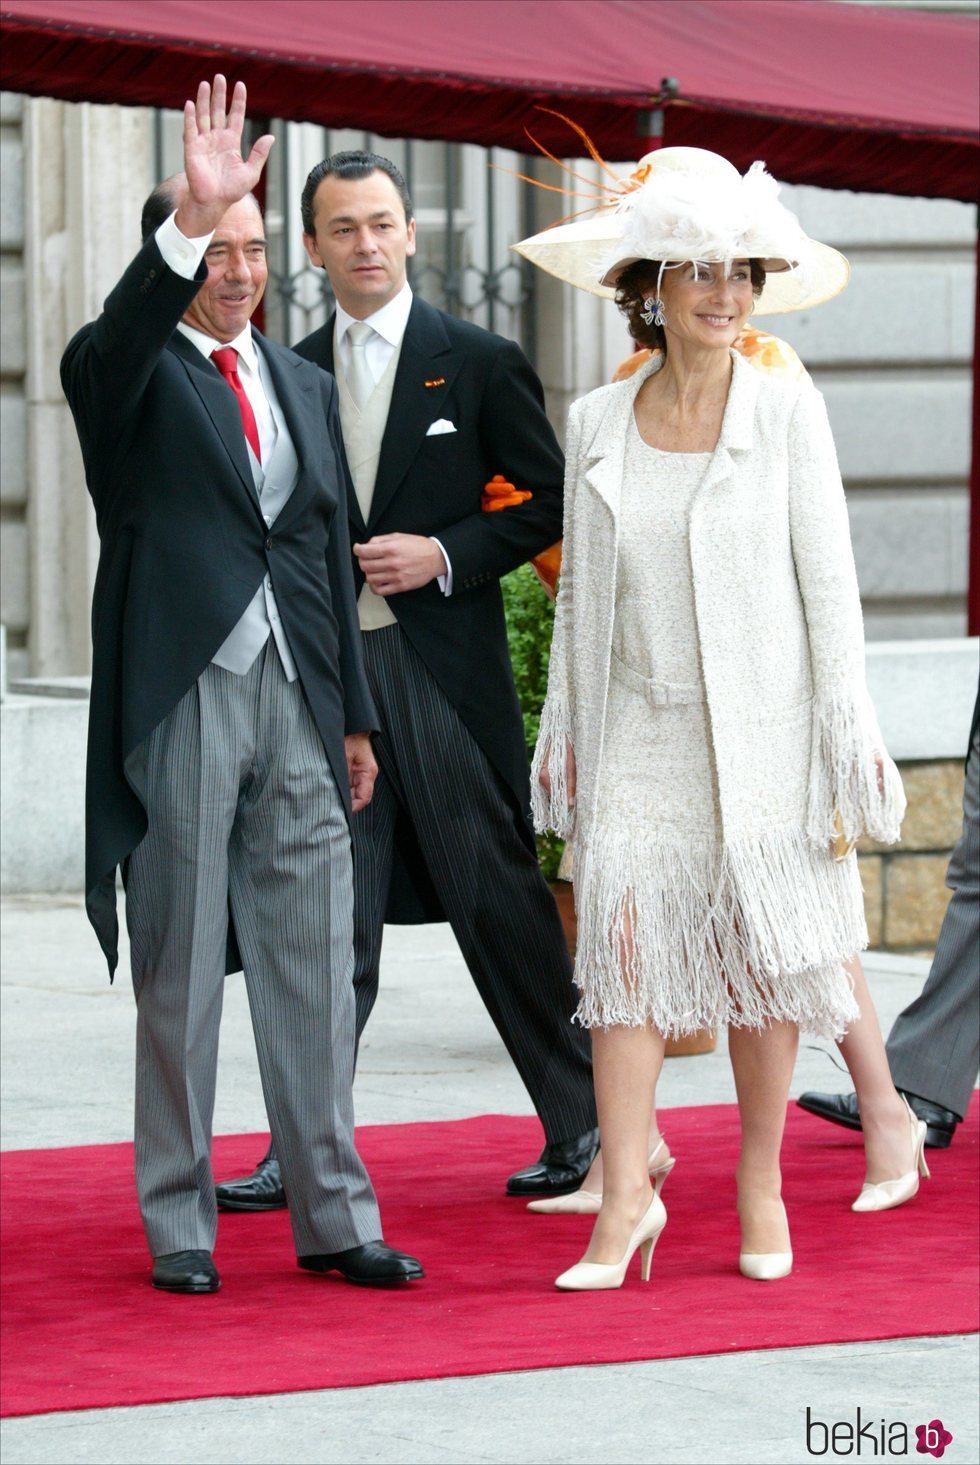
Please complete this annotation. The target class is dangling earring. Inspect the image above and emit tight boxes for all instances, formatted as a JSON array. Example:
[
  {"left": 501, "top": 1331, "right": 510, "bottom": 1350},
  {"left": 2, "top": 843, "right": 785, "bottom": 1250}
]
[{"left": 640, "top": 296, "right": 665, "bottom": 328}]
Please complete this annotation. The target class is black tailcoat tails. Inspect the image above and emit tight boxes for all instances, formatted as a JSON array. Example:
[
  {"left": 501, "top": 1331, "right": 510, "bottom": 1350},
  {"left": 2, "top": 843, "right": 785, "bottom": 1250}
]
[
  {"left": 294, "top": 297, "right": 597, "bottom": 1145},
  {"left": 62, "top": 237, "right": 375, "bottom": 975},
  {"left": 294, "top": 297, "right": 564, "bottom": 921}
]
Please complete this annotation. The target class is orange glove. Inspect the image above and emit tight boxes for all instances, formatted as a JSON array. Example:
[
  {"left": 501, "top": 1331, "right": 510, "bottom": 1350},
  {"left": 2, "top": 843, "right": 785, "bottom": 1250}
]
[
  {"left": 481, "top": 475, "right": 561, "bottom": 600},
  {"left": 529, "top": 541, "right": 562, "bottom": 598},
  {"left": 482, "top": 474, "right": 533, "bottom": 511}
]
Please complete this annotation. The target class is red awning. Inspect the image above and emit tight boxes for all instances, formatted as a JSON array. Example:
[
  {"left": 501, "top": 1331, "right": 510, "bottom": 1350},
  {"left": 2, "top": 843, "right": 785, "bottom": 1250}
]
[{"left": 1, "top": 0, "right": 977, "bottom": 199}]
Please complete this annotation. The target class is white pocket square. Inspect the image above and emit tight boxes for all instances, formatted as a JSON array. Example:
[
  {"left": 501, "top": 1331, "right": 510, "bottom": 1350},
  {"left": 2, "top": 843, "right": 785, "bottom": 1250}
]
[{"left": 426, "top": 418, "right": 457, "bottom": 436}]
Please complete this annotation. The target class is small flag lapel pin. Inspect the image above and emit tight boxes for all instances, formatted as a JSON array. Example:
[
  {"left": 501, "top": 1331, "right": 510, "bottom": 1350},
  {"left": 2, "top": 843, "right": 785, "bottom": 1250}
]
[{"left": 424, "top": 377, "right": 446, "bottom": 388}]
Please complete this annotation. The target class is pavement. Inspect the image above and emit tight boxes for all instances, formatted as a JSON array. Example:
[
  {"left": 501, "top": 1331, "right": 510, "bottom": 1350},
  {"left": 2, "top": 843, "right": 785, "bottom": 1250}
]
[{"left": 1, "top": 894, "right": 977, "bottom": 1465}]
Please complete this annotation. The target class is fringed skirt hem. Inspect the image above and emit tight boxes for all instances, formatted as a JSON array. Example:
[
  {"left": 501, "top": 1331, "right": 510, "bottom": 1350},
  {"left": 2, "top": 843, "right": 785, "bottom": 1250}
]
[{"left": 571, "top": 823, "right": 864, "bottom": 1042}]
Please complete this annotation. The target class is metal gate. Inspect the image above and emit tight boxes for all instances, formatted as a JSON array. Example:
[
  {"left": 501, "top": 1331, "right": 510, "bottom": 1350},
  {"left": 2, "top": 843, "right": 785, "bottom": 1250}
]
[
  {"left": 260, "top": 126, "right": 539, "bottom": 362},
  {"left": 155, "top": 112, "right": 540, "bottom": 360}
]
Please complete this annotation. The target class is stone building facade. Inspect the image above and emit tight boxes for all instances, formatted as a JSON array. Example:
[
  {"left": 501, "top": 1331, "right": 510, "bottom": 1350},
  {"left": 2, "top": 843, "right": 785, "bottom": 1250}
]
[
  {"left": 1, "top": 94, "right": 975, "bottom": 679},
  {"left": 0, "top": 91, "right": 976, "bottom": 950},
  {"left": 1, "top": 93, "right": 152, "bottom": 680}
]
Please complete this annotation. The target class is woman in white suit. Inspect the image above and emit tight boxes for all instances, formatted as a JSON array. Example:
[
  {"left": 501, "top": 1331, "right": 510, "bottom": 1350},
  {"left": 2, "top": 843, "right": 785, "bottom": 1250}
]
[{"left": 516, "top": 148, "right": 923, "bottom": 1290}]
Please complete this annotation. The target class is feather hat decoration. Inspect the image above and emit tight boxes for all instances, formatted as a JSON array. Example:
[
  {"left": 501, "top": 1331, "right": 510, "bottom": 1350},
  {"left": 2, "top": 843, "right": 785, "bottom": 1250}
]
[{"left": 513, "top": 143, "right": 849, "bottom": 315}]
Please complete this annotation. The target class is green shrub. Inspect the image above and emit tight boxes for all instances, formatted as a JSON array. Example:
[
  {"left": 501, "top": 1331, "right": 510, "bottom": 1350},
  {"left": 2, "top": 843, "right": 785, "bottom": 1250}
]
[{"left": 502, "top": 563, "right": 565, "bottom": 880}]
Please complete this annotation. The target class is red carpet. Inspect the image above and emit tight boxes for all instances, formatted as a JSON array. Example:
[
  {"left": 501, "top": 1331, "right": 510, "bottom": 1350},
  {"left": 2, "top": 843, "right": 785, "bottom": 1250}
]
[{"left": 2, "top": 1100, "right": 977, "bottom": 1418}]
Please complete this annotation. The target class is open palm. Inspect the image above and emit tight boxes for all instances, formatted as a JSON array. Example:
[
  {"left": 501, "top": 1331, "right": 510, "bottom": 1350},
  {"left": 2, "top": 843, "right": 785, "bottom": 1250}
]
[{"left": 183, "top": 75, "right": 273, "bottom": 213}]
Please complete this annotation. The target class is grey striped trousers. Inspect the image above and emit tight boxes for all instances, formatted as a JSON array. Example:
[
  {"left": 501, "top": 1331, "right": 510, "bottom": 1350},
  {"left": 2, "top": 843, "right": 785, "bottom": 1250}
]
[
  {"left": 126, "top": 643, "right": 381, "bottom": 1258},
  {"left": 352, "top": 624, "right": 596, "bottom": 1143},
  {"left": 887, "top": 726, "right": 980, "bottom": 1118}
]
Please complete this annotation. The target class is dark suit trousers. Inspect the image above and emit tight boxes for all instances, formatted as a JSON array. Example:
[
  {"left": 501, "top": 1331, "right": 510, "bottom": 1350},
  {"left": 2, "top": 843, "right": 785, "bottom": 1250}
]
[
  {"left": 353, "top": 624, "right": 596, "bottom": 1143},
  {"left": 887, "top": 727, "right": 980, "bottom": 1119}
]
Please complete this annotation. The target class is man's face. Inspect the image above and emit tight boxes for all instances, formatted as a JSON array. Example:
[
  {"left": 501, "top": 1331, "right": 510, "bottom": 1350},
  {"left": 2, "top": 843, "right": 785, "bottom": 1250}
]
[
  {"left": 303, "top": 171, "right": 416, "bottom": 319},
  {"left": 182, "top": 197, "right": 268, "bottom": 342}
]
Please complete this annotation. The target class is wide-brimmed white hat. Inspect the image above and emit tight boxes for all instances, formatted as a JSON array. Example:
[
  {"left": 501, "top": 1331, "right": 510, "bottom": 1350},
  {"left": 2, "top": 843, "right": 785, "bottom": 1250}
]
[{"left": 512, "top": 146, "right": 849, "bottom": 315}]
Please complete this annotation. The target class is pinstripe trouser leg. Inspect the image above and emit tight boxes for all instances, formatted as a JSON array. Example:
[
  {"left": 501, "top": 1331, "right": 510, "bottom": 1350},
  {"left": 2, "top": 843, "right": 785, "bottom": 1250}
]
[
  {"left": 887, "top": 729, "right": 980, "bottom": 1119},
  {"left": 127, "top": 644, "right": 381, "bottom": 1258},
  {"left": 352, "top": 624, "right": 596, "bottom": 1143}
]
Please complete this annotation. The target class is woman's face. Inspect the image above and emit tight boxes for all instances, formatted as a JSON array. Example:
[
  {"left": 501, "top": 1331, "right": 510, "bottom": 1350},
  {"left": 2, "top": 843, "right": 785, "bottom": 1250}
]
[{"left": 658, "top": 260, "right": 754, "bottom": 352}]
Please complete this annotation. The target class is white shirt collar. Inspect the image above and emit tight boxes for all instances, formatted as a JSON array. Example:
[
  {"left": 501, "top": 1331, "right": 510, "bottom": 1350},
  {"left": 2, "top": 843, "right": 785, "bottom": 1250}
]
[
  {"left": 177, "top": 320, "right": 259, "bottom": 372},
  {"left": 335, "top": 284, "right": 413, "bottom": 349}
]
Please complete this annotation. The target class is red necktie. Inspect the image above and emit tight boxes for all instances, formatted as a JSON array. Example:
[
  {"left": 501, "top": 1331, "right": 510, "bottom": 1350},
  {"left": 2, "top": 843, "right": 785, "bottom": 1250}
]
[{"left": 211, "top": 347, "right": 262, "bottom": 463}]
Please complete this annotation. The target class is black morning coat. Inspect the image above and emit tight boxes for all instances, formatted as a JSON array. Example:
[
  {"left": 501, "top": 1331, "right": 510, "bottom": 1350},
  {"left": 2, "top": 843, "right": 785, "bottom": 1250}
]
[
  {"left": 293, "top": 296, "right": 565, "bottom": 923},
  {"left": 61, "top": 236, "right": 377, "bottom": 976}
]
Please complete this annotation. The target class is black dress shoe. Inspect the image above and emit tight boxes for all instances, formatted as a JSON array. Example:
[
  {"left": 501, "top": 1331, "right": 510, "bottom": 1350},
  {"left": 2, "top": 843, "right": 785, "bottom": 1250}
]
[
  {"left": 505, "top": 1127, "right": 600, "bottom": 1196},
  {"left": 797, "top": 1089, "right": 958, "bottom": 1149},
  {"left": 298, "top": 1242, "right": 425, "bottom": 1287},
  {"left": 215, "top": 1152, "right": 286, "bottom": 1212},
  {"left": 796, "top": 1089, "right": 863, "bottom": 1132},
  {"left": 151, "top": 1250, "right": 220, "bottom": 1294},
  {"left": 899, "top": 1092, "right": 959, "bottom": 1149}
]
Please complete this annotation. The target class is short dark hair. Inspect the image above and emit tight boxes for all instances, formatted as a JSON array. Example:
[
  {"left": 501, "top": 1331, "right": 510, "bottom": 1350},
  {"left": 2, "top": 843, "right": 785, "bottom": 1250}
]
[
  {"left": 140, "top": 178, "right": 261, "bottom": 244},
  {"left": 616, "top": 258, "right": 767, "bottom": 352},
  {"left": 300, "top": 152, "right": 414, "bottom": 236},
  {"left": 141, "top": 180, "right": 179, "bottom": 242}
]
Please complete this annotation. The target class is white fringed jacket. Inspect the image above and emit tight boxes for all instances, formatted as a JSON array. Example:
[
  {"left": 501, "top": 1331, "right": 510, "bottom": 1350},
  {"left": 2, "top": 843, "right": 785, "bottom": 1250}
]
[{"left": 532, "top": 350, "right": 905, "bottom": 858}]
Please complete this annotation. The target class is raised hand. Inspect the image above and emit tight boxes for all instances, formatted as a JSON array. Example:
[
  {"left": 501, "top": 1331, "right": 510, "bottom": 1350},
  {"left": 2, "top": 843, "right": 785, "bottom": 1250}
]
[{"left": 177, "top": 75, "right": 274, "bottom": 235}]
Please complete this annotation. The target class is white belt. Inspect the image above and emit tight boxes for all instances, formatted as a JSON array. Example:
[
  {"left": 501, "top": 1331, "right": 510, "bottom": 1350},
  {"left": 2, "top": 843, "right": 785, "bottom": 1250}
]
[{"left": 610, "top": 650, "right": 704, "bottom": 707}]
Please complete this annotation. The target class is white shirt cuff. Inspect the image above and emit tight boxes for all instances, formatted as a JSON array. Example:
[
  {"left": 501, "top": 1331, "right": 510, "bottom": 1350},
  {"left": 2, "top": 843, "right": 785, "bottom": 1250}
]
[
  {"left": 430, "top": 537, "right": 453, "bottom": 596},
  {"left": 155, "top": 211, "right": 213, "bottom": 280}
]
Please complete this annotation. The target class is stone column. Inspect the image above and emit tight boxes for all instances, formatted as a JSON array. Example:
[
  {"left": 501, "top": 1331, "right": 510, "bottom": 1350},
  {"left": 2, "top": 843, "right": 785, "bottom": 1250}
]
[
  {"left": 22, "top": 98, "right": 153, "bottom": 676},
  {"left": 1, "top": 92, "right": 29, "bottom": 681}
]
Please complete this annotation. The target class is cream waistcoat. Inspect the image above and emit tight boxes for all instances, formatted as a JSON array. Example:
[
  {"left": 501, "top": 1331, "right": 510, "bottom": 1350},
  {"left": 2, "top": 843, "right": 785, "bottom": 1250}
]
[{"left": 336, "top": 341, "right": 402, "bottom": 631}]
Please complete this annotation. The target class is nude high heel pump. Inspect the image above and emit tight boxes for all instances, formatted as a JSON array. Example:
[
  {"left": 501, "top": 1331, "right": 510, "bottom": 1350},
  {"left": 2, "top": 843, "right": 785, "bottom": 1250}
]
[
  {"left": 528, "top": 1139, "right": 675, "bottom": 1216},
  {"left": 851, "top": 1095, "right": 931, "bottom": 1213},
  {"left": 739, "top": 1249, "right": 793, "bottom": 1281},
  {"left": 738, "top": 1199, "right": 793, "bottom": 1281},
  {"left": 554, "top": 1192, "right": 667, "bottom": 1291}
]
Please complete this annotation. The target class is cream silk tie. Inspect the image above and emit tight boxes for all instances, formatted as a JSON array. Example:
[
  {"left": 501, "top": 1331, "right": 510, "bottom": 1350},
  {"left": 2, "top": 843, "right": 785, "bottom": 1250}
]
[{"left": 345, "top": 321, "right": 375, "bottom": 411}]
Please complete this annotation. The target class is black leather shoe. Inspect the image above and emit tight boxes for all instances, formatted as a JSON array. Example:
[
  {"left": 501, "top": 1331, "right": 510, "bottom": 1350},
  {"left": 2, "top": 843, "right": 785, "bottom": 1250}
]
[
  {"left": 505, "top": 1128, "right": 600, "bottom": 1196},
  {"left": 151, "top": 1250, "right": 220, "bottom": 1294},
  {"left": 215, "top": 1153, "right": 286, "bottom": 1211},
  {"left": 796, "top": 1089, "right": 958, "bottom": 1149},
  {"left": 796, "top": 1089, "right": 862, "bottom": 1132},
  {"left": 298, "top": 1242, "right": 425, "bottom": 1287},
  {"left": 900, "top": 1093, "right": 959, "bottom": 1149}
]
